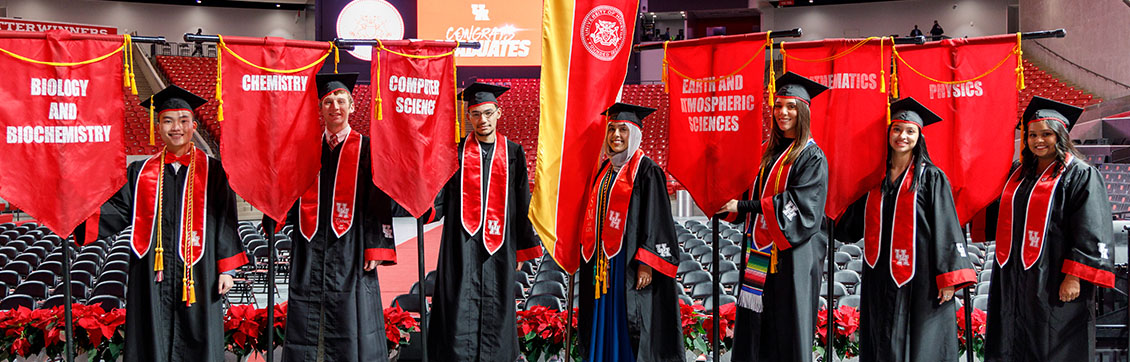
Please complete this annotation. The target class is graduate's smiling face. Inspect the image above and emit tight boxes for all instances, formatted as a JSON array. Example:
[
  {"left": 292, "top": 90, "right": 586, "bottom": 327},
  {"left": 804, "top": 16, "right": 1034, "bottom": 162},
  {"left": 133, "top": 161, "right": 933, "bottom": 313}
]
[
  {"left": 1026, "top": 120, "right": 1058, "bottom": 160},
  {"left": 159, "top": 110, "right": 195, "bottom": 152},
  {"left": 888, "top": 121, "right": 920, "bottom": 155},
  {"left": 468, "top": 103, "right": 501, "bottom": 138},
  {"left": 773, "top": 98, "right": 799, "bottom": 136},
  {"left": 320, "top": 90, "right": 354, "bottom": 131},
  {"left": 606, "top": 122, "right": 631, "bottom": 153}
]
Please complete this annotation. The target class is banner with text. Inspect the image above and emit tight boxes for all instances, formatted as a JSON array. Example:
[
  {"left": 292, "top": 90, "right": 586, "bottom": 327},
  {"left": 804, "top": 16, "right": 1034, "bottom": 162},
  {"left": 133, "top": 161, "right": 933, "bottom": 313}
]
[
  {"left": 783, "top": 39, "right": 890, "bottom": 220},
  {"left": 0, "top": 18, "right": 117, "bottom": 35},
  {"left": 370, "top": 41, "right": 459, "bottom": 218},
  {"left": 217, "top": 35, "right": 331, "bottom": 223},
  {"left": 665, "top": 33, "right": 767, "bottom": 216},
  {"left": 0, "top": 30, "right": 127, "bottom": 234},
  {"left": 896, "top": 35, "right": 1021, "bottom": 223}
]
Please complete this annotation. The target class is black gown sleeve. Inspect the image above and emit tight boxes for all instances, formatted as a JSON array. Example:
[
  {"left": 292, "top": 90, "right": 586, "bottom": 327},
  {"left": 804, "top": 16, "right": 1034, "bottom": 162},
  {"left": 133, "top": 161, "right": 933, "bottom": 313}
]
[
  {"left": 363, "top": 141, "right": 397, "bottom": 265},
  {"left": 74, "top": 161, "right": 139, "bottom": 245},
  {"left": 510, "top": 142, "right": 543, "bottom": 263},
  {"left": 833, "top": 195, "right": 867, "bottom": 244},
  {"left": 1060, "top": 164, "right": 1115, "bottom": 288},
  {"left": 632, "top": 159, "right": 680, "bottom": 279},
  {"left": 211, "top": 159, "right": 249, "bottom": 273},
  {"left": 762, "top": 147, "right": 828, "bottom": 250},
  {"left": 924, "top": 166, "right": 976, "bottom": 289}
]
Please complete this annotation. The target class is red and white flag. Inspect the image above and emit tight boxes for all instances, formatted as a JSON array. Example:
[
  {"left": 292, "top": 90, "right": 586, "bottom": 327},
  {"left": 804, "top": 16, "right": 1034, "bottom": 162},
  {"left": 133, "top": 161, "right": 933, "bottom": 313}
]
[
  {"left": 896, "top": 35, "right": 1021, "bottom": 223},
  {"left": 216, "top": 35, "right": 332, "bottom": 223},
  {"left": 533, "top": 0, "right": 640, "bottom": 274},
  {"left": 0, "top": 30, "right": 128, "bottom": 235},
  {"left": 369, "top": 41, "right": 459, "bottom": 218}
]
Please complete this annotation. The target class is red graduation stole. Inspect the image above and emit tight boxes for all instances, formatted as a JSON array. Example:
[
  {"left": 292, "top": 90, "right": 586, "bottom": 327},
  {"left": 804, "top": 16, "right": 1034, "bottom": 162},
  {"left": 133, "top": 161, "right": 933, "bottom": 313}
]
[
  {"left": 299, "top": 131, "right": 362, "bottom": 240},
  {"left": 582, "top": 149, "right": 645, "bottom": 261},
  {"left": 460, "top": 136, "right": 509, "bottom": 255},
  {"left": 864, "top": 162, "right": 918, "bottom": 287},
  {"left": 753, "top": 140, "right": 811, "bottom": 251},
  {"left": 132, "top": 146, "right": 208, "bottom": 305},
  {"left": 996, "top": 154, "right": 1073, "bottom": 269}
]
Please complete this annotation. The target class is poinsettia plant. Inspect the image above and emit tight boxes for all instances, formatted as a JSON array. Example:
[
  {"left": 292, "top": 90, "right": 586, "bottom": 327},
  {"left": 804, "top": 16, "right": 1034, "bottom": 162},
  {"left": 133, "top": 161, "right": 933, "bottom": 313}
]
[
  {"left": 384, "top": 305, "right": 419, "bottom": 352},
  {"left": 956, "top": 306, "right": 986, "bottom": 360},
  {"left": 224, "top": 304, "right": 261, "bottom": 357},
  {"left": 679, "top": 300, "right": 736, "bottom": 354},
  {"left": 515, "top": 305, "right": 579, "bottom": 362},
  {"left": 0, "top": 304, "right": 126, "bottom": 361},
  {"left": 813, "top": 305, "right": 861, "bottom": 359}
]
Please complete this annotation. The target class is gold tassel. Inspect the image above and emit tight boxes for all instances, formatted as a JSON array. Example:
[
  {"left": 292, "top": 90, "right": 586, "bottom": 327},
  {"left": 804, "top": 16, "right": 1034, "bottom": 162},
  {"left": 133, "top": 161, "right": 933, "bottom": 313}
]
[
  {"left": 375, "top": 39, "right": 383, "bottom": 121},
  {"left": 153, "top": 150, "right": 166, "bottom": 281},
  {"left": 767, "top": 31, "right": 776, "bottom": 107},
  {"left": 148, "top": 96, "right": 156, "bottom": 145},
  {"left": 781, "top": 41, "right": 788, "bottom": 74},
  {"left": 891, "top": 45, "right": 900, "bottom": 99},
  {"left": 1015, "top": 32, "right": 1025, "bottom": 90},
  {"left": 879, "top": 37, "right": 886, "bottom": 94},
  {"left": 216, "top": 36, "right": 224, "bottom": 122},
  {"left": 454, "top": 42, "right": 460, "bottom": 143},
  {"left": 334, "top": 44, "right": 340, "bottom": 74}
]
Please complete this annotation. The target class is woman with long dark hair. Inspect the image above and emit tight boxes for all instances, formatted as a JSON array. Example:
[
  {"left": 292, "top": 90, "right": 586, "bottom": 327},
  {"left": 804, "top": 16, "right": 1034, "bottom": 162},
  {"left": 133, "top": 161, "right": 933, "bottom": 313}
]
[
  {"left": 984, "top": 96, "right": 1115, "bottom": 361},
  {"left": 720, "top": 72, "right": 829, "bottom": 362},
  {"left": 836, "top": 97, "right": 976, "bottom": 361}
]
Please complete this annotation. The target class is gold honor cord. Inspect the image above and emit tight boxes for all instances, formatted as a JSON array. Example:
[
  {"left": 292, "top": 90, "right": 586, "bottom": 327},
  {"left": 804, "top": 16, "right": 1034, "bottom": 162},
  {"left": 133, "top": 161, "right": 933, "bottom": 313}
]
[
  {"left": 0, "top": 35, "right": 138, "bottom": 96},
  {"left": 182, "top": 149, "right": 197, "bottom": 306},
  {"left": 660, "top": 32, "right": 771, "bottom": 95},
  {"left": 214, "top": 35, "right": 336, "bottom": 121},
  {"left": 369, "top": 39, "right": 462, "bottom": 143},
  {"left": 154, "top": 149, "right": 167, "bottom": 282},
  {"left": 892, "top": 33, "right": 1025, "bottom": 90}
]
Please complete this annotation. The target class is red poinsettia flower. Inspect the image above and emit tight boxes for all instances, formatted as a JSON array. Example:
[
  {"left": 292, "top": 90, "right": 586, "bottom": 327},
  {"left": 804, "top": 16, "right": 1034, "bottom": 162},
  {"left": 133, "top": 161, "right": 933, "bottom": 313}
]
[
  {"left": 815, "top": 306, "right": 828, "bottom": 341},
  {"left": 225, "top": 304, "right": 261, "bottom": 349},
  {"left": 834, "top": 305, "right": 860, "bottom": 338}
]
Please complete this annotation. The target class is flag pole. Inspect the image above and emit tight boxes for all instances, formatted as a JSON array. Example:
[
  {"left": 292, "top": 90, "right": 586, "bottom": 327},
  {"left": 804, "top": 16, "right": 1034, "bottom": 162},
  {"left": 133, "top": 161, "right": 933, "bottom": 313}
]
[
  {"left": 63, "top": 233, "right": 74, "bottom": 362},
  {"left": 264, "top": 217, "right": 277, "bottom": 362},
  {"left": 826, "top": 217, "right": 836, "bottom": 362},
  {"left": 417, "top": 217, "right": 429, "bottom": 362},
  {"left": 711, "top": 216, "right": 721, "bottom": 362}
]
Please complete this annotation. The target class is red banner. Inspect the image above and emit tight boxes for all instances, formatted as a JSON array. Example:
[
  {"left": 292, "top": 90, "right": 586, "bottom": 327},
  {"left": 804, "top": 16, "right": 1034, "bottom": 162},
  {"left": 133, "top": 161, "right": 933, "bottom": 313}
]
[
  {"left": 217, "top": 35, "right": 331, "bottom": 223},
  {"left": 895, "top": 35, "right": 1021, "bottom": 223},
  {"left": 665, "top": 33, "right": 767, "bottom": 215},
  {"left": 533, "top": 0, "right": 640, "bottom": 274},
  {"left": 0, "top": 30, "right": 127, "bottom": 234},
  {"left": 0, "top": 18, "right": 117, "bottom": 35},
  {"left": 369, "top": 41, "right": 459, "bottom": 218},
  {"left": 783, "top": 39, "right": 890, "bottom": 220}
]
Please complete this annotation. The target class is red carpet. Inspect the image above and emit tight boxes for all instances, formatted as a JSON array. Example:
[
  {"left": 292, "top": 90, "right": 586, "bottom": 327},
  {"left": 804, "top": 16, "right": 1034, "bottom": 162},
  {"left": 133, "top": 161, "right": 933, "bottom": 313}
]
[{"left": 380, "top": 222, "right": 444, "bottom": 307}]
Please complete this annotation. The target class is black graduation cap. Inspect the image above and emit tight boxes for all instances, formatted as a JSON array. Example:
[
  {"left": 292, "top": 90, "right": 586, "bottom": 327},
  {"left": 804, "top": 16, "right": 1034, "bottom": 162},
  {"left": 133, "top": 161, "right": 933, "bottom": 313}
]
[
  {"left": 601, "top": 102, "right": 656, "bottom": 128},
  {"left": 889, "top": 97, "right": 942, "bottom": 128},
  {"left": 316, "top": 72, "right": 358, "bottom": 99},
  {"left": 458, "top": 82, "right": 509, "bottom": 108},
  {"left": 774, "top": 71, "right": 829, "bottom": 104},
  {"left": 1020, "top": 96, "right": 1084, "bottom": 131},
  {"left": 140, "top": 85, "right": 207, "bottom": 114}
]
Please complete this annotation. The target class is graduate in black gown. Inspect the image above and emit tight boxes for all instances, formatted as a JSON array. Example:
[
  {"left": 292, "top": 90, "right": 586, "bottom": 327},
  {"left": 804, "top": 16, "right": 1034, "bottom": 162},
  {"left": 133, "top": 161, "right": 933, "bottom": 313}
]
[
  {"left": 835, "top": 97, "right": 976, "bottom": 362},
  {"left": 577, "top": 103, "right": 684, "bottom": 362},
  {"left": 426, "top": 83, "right": 543, "bottom": 362},
  {"left": 76, "top": 86, "right": 249, "bottom": 362},
  {"left": 720, "top": 72, "right": 829, "bottom": 362},
  {"left": 980, "top": 97, "right": 1115, "bottom": 361},
  {"left": 281, "top": 73, "right": 397, "bottom": 362}
]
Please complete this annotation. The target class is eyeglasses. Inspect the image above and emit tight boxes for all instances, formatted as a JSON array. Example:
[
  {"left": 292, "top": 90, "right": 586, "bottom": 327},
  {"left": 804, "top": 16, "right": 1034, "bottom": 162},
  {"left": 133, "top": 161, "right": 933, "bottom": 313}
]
[{"left": 469, "top": 109, "right": 496, "bottom": 119}]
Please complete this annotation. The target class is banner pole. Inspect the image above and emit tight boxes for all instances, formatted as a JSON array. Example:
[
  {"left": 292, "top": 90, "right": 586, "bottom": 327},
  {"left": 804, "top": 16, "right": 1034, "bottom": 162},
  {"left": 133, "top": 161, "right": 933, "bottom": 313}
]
[
  {"left": 264, "top": 218, "right": 277, "bottom": 362},
  {"left": 63, "top": 234, "right": 74, "bottom": 362},
  {"left": 564, "top": 272, "right": 575, "bottom": 360},
  {"left": 711, "top": 216, "right": 721, "bottom": 362},
  {"left": 826, "top": 217, "right": 836, "bottom": 362},
  {"left": 417, "top": 217, "right": 429, "bottom": 362}
]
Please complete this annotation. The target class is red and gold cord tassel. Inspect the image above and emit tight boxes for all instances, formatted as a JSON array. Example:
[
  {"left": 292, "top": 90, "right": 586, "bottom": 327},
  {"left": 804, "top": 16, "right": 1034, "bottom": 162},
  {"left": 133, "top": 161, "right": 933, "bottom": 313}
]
[
  {"left": 182, "top": 153, "right": 197, "bottom": 306},
  {"left": 767, "top": 31, "right": 776, "bottom": 107},
  {"left": 148, "top": 95, "right": 156, "bottom": 145},
  {"left": 153, "top": 150, "right": 166, "bottom": 281}
]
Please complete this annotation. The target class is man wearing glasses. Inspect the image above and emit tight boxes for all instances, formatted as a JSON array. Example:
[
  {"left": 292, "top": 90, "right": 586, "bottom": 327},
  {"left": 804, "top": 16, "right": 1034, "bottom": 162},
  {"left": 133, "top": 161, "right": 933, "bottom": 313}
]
[{"left": 427, "top": 83, "right": 543, "bottom": 361}]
